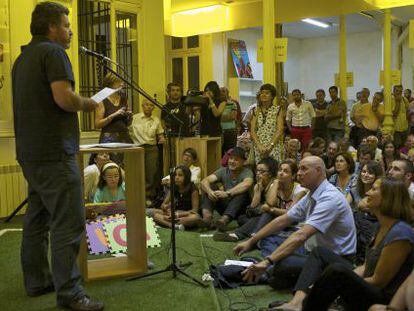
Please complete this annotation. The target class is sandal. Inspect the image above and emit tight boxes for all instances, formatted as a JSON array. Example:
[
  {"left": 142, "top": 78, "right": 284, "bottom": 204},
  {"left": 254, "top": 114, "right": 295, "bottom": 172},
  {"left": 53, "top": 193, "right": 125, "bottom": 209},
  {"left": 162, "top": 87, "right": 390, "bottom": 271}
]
[{"left": 213, "top": 231, "right": 238, "bottom": 242}]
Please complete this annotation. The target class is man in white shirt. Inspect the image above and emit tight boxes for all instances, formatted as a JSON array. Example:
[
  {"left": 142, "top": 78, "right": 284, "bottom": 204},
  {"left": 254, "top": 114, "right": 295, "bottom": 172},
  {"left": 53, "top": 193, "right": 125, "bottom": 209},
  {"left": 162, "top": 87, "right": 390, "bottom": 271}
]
[
  {"left": 286, "top": 89, "right": 316, "bottom": 150},
  {"left": 130, "top": 99, "right": 165, "bottom": 200}
]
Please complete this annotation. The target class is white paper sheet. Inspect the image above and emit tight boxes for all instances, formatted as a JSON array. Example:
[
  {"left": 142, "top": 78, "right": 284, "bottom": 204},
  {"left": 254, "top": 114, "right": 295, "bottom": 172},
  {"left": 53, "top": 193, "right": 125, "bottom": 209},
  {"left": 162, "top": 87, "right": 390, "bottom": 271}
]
[
  {"left": 80, "top": 143, "right": 139, "bottom": 149},
  {"left": 91, "top": 87, "right": 122, "bottom": 103}
]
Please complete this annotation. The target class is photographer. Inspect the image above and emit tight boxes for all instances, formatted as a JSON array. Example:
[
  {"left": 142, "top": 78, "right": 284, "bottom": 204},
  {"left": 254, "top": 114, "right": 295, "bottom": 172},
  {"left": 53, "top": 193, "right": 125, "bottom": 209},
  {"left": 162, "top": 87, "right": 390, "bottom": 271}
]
[{"left": 199, "top": 81, "right": 226, "bottom": 137}]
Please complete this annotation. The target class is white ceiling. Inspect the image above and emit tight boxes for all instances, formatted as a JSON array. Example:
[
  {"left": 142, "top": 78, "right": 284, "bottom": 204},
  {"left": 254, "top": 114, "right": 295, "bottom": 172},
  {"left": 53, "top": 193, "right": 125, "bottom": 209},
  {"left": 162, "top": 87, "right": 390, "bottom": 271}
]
[{"left": 282, "top": 6, "right": 414, "bottom": 39}]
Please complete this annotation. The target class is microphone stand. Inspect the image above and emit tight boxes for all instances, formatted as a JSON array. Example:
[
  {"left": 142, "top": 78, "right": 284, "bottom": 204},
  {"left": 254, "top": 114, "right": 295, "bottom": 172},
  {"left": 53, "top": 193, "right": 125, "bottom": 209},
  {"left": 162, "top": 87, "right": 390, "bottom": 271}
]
[{"left": 86, "top": 54, "right": 206, "bottom": 287}]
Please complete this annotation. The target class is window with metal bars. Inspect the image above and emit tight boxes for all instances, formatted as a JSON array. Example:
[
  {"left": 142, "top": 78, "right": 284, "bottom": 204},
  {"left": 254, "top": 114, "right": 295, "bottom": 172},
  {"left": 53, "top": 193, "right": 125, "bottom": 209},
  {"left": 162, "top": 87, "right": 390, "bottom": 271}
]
[
  {"left": 78, "top": 0, "right": 111, "bottom": 131},
  {"left": 115, "top": 11, "right": 138, "bottom": 113}
]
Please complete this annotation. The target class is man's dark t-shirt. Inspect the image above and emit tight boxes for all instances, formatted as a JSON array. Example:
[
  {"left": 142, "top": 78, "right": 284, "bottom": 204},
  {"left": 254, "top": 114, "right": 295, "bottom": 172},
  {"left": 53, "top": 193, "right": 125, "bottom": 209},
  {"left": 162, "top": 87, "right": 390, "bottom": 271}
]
[
  {"left": 12, "top": 36, "right": 78, "bottom": 161},
  {"left": 161, "top": 100, "right": 190, "bottom": 136}
]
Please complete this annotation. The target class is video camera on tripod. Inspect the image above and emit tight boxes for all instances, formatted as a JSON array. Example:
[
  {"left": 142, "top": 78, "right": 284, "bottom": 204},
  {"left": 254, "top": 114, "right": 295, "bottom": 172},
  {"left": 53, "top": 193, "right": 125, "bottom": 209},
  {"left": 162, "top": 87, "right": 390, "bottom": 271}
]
[{"left": 183, "top": 89, "right": 209, "bottom": 107}]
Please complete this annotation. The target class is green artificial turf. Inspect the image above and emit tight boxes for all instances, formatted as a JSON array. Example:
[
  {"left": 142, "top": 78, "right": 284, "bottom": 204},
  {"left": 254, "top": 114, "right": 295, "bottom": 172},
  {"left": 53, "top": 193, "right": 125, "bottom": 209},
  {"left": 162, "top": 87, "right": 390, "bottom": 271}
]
[{"left": 0, "top": 217, "right": 291, "bottom": 310}]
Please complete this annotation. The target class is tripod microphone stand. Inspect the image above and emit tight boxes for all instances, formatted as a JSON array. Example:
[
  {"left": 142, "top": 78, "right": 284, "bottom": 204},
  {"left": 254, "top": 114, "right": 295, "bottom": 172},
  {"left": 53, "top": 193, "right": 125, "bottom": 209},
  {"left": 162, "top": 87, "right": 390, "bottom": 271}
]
[
  {"left": 80, "top": 49, "right": 207, "bottom": 287},
  {"left": 1, "top": 198, "right": 28, "bottom": 223}
]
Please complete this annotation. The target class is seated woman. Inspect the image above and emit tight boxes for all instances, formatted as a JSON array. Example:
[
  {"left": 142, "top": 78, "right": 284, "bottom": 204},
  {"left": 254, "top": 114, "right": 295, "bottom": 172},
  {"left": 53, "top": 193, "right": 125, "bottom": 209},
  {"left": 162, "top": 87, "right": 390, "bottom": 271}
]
[
  {"left": 213, "top": 159, "right": 306, "bottom": 242},
  {"left": 213, "top": 157, "right": 278, "bottom": 241},
  {"left": 347, "top": 160, "right": 384, "bottom": 210},
  {"left": 161, "top": 147, "right": 201, "bottom": 188},
  {"left": 84, "top": 152, "right": 111, "bottom": 202},
  {"left": 328, "top": 152, "right": 356, "bottom": 195},
  {"left": 381, "top": 141, "right": 400, "bottom": 173},
  {"left": 93, "top": 163, "right": 125, "bottom": 203},
  {"left": 153, "top": 165, "right": 200, "bottom": 231},
  {"left": 273, "top": 178, "right": 414, "bottom": 311}
]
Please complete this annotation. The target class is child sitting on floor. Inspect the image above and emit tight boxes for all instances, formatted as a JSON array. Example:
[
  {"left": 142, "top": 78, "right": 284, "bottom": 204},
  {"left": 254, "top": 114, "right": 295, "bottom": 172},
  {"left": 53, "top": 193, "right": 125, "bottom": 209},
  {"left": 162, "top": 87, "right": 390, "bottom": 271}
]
[
  {"left": 93, "top": 162, "right": 125, "bottom": 203},
  {"left": 153, "top": 165, "right": 200, "bottom": 231}
]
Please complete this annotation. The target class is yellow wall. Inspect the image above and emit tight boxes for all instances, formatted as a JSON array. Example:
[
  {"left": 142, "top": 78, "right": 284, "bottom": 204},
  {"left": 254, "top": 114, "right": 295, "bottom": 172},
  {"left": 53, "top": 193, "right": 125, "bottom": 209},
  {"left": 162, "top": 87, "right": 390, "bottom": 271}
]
[{"left": 0, "top": 0, "right": 166, "bottom": 165}]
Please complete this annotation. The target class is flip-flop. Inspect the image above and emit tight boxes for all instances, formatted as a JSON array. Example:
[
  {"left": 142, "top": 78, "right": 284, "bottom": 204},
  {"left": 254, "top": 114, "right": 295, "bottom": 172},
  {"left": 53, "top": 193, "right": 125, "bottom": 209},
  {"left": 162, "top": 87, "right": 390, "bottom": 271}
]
[
  {"left": 273, "top": 307, "right": 301, "bottom": 311},
  {"left": 268, "top": 300, "right": 289, "bottom": 308},
  {"left": 212, "top": 231, "right": 238, "bottom": 242}
]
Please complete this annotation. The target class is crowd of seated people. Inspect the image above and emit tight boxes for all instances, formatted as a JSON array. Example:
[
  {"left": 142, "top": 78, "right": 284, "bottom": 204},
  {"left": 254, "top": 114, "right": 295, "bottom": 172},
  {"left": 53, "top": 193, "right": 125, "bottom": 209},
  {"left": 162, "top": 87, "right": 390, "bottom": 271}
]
[{"left": 84, "top": 81, "right": 414, "bottom": 311}]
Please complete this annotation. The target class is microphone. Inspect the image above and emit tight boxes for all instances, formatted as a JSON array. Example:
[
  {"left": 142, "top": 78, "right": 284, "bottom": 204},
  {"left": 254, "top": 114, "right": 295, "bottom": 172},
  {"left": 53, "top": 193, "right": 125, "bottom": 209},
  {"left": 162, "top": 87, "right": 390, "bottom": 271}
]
[{"left": 79, "top": 46, "right": 111, "bottom": 62}]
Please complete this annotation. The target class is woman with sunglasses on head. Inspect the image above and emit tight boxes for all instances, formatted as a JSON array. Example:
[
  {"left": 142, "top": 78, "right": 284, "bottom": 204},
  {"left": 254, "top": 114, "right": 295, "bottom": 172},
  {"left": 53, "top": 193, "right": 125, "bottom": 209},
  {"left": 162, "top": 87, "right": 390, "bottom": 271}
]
[{"left": 213, "top": 159, "right": 306, "bottom": 243}]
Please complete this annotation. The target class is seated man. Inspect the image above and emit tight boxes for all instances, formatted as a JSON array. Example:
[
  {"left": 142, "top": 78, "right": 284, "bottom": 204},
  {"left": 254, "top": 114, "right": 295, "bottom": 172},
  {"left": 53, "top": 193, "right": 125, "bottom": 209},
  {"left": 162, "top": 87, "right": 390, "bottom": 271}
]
[
  {"left": 387, "top": 159, "right": 414, "bottom": 200},
  {"left": 234, "top": 156, "right": 356, "bottom": 290},
  {"left": 161, "top": 147, "right": 201, "bottom": 188},
  {"left": 200, "top": 147, "right": 254, "bottom": 231}
]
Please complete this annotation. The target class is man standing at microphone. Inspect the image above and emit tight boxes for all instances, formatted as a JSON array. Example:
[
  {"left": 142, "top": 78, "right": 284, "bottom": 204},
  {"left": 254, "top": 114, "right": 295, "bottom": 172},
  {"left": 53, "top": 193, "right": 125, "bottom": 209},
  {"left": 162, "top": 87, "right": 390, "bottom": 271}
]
[{"left": 12, "top": 2, "right": 103, "bottom": 310}]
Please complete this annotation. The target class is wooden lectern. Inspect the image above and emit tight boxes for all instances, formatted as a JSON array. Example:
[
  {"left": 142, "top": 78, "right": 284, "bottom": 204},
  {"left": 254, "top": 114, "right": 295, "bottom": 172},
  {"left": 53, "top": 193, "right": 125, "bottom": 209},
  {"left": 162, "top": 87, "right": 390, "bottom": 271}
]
[{"left": 77, "top": 146, "right": 147, "bottom": 281}]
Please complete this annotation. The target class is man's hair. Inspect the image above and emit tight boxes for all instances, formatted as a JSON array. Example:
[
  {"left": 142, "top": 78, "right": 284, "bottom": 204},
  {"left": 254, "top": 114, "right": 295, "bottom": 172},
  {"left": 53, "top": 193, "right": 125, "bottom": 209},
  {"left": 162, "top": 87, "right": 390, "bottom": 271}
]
[
  {"left": 183, "top": 147, "right": 197, "bottom": 161},
  {"left": 292, "top": 89, "right": 301, "bottom": 95},
  {"left": 357, "top": 144, "right": 375, "bottom": 160},
  {"left": 30, "top": 2, "right": 69, "bottom": 36},
  {"left": 396, "top": 159, "right": 414, "bottom": 175},
  {"left": 315, "top": 89, "right": 325, "bottom": 96},
  {"left": 329, "top": 86, "right": 338, "bottom": 92},
  {"left": 260, "top": 83, "right": 277, "bottom": 98},
  {"left": 393, "top": 84, "right": 403, "bottom": 92},
  {"left": 166, "top": 82, "right": 182, "bottom": 93}
]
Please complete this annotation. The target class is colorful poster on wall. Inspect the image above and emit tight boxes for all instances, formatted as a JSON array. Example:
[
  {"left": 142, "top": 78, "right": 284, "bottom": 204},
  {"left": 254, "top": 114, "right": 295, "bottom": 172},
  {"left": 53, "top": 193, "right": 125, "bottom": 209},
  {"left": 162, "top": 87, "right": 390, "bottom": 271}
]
[{"left": 229, "top": 39, "right": 253, "bottom": 79}]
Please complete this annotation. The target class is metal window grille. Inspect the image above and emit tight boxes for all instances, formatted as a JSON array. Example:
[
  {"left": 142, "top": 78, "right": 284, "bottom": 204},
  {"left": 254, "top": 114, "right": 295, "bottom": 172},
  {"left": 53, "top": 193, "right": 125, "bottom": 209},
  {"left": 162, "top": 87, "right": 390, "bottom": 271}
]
[
  {"left": 78, "top": 0, "right": 111, "bottom": 131},
  {"left": 115, "top": 12, "right": 138, "bottom": 112}
]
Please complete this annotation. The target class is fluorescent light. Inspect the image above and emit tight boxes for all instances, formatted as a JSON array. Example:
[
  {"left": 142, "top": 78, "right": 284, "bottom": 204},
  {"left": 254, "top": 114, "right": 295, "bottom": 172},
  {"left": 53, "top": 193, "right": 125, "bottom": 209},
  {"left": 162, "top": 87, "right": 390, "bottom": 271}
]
[
  {"left": 171, "top": 4, "right": 229, "bottom": 37},
  {"left": 302, "top": 18, "right": 331, "bottom": 28},
  {"left": 363, "top": 0, "right": 414, "bottom": 9},
  {"left": 174, "top": 4, "right": 225, "bottom": 16}
]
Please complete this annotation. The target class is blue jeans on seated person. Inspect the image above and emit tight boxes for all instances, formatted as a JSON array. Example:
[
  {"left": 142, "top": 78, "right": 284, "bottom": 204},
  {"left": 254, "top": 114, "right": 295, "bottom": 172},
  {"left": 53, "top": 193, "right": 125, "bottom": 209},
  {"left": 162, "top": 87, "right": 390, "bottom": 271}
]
[
  {"left": 259, "top": 229, "right": 309, "bottom": 290},
  {"left": 201, "top": 189, "right": 249, "bottom": 220}
]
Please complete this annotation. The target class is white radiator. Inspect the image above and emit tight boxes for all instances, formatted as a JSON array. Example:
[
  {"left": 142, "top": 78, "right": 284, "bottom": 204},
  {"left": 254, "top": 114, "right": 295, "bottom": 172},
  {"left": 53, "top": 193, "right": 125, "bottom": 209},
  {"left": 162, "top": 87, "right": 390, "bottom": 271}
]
[{"left": 0, "top": 164, "right": 27, "bottom": 218}]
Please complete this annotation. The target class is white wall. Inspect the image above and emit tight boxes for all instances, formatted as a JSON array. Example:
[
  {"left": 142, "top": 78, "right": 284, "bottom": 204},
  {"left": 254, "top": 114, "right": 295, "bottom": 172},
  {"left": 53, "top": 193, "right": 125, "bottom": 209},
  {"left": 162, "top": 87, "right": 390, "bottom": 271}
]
[
  {"left": 402, "top": 39, "right": 414, "bottom": 91},
  {"left": 225, "top": 28, "right": 263, "bottom": 80},
  {"left": 217, "top": 27, "right": 412, "bottom": 101},
  {"left": 296, "top": 31, "right": 384, "bottom": 99}
]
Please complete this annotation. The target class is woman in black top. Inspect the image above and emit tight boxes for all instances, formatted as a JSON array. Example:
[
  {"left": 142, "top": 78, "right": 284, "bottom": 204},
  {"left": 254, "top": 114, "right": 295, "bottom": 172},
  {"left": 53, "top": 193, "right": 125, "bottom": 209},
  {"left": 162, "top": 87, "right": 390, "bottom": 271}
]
[
  {"left": 153, "top": 165, "right": 200, "bottom": 231},
  {"left": 200, "top": 81, "right": 226, "bottom": 137},
  {"left": 95, "top": 72, "right": 133, "bottom": 143}
]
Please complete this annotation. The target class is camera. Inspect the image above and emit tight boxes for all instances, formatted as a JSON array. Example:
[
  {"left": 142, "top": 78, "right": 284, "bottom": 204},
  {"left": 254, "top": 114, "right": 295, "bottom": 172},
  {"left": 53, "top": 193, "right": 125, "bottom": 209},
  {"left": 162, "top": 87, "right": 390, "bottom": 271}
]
[{"left": 184, "top": 89, "right": 208, "bottom": 107}]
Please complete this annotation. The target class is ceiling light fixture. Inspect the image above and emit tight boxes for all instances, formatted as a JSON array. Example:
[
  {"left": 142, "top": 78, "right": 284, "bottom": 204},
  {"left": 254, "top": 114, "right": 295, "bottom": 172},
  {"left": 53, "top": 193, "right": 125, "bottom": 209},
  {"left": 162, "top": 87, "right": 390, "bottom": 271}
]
[{"left": 302, "top": 18, "right": 331, "bottom": 28}]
